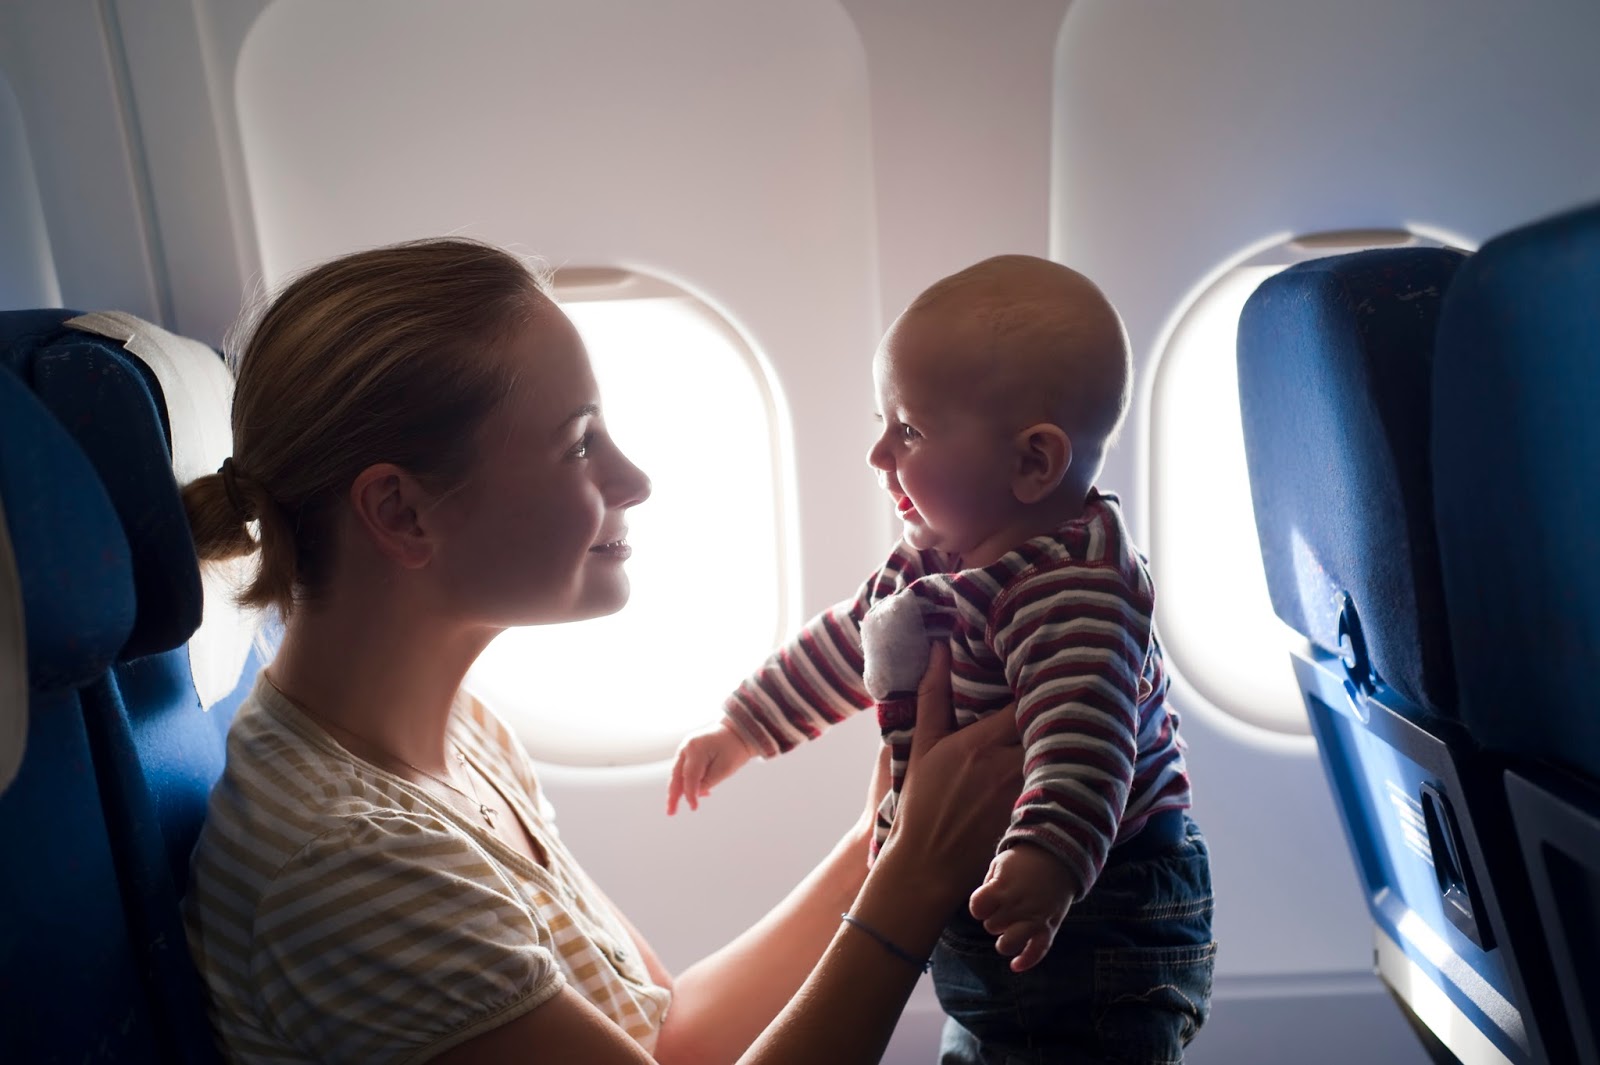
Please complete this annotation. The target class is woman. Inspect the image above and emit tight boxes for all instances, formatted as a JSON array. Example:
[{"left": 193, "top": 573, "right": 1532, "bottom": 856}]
[{"left": 181, "top": 238, "right": 1022, "bottom": 1064}]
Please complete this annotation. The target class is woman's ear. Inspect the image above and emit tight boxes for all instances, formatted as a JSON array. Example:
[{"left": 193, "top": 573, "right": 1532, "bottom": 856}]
[
  {"left": 1011, "top": 423, "right": 1072, "bottom": 505},
  {"left": 349, "top": 463, "right": 437, "bottom": 569}
]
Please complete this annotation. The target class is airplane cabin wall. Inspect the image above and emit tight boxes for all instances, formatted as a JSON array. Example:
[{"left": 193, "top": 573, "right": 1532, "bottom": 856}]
[
  {"left": 0, "top": 2, "right": 162, "bottom": 321},
  {"left": 0, "top": 67, "right": 59, "bottom": 309},
  {"left": 2, "top": 2, "right": 1598, "bottom": 1063}
]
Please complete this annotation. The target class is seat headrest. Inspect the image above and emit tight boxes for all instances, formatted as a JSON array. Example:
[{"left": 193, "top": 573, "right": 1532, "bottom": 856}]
[
  {"left": 0, "top": 308, "right": 79, "bottom": 356},
  {"left": 0, "top": 368, "right": 135, "bottom": 789},
  {"left": 0, "top": 311, "right": 201, "bottom": 660},
  {"left": 1433, "top": 201, "right": 1600, "bottom": 774},
  {"left": 34, "top": 341, "right": 203, "bottom": 659},
  {"left": 1237, "top": 247, "right": 1466, "bottom": 712}
]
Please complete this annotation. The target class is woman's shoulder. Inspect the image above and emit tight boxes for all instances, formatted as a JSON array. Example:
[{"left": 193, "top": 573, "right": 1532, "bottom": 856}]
[
  {"left": 186, "top": 688, "right": 566, "bottom": 1065},
  {"left": 194, "top": 679, "right": 468, "bottom": 887}
]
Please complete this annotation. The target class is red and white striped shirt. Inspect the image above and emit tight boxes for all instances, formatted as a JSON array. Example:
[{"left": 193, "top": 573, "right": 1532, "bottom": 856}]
[{"left": 725, "top": 490, "right": 1191, "bottom": 901}]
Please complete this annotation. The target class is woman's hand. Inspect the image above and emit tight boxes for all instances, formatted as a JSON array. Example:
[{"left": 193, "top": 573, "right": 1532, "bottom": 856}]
[{"left": 879, "top": 643, "right": 1024, "bottom": 903}]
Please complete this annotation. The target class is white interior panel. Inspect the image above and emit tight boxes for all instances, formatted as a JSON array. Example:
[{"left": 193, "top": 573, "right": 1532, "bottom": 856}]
[
  {"left": 0, "top": 1, "right": 159, "bottom": 320},
  {"left": 109, "top": 0, "right": 250, "bottom": 345},
  {"left": 0, "top": 68, "right": 59, "bottom": 309},
  {"left": 235, "top": 0, "right": 883, "bottom": 974},
  {"left": 840, "top": 0, "right": 1073, "bottom": 324}
]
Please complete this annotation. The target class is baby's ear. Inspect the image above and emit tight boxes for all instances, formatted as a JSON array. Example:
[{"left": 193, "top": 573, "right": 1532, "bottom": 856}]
[{"left": 1010, "top": 423, "right": 1071, "bottom": 505}]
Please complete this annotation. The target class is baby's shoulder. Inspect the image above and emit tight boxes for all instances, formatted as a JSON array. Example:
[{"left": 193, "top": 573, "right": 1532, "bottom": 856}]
[{"left": 990, "top": 540, "right": 1156, "bottom": 627}]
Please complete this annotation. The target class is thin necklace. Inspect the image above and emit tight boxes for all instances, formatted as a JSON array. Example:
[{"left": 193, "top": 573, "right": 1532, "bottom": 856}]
[
  {"left": 269, "top": 678, "right": 500, "bottom": 828},
  {"left": 391, "top": 744, "right": 500, "bottom": 830}
]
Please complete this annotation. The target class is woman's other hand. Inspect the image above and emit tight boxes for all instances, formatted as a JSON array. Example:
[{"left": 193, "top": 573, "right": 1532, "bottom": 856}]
[{"left": 881, "top": 643, "right": 1023, "bottom": 902}]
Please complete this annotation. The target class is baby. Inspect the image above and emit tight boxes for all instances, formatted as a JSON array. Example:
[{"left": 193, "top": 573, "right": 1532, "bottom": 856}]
[{"left": 669, "top": 256, "right": 1213, "bottom": 1059}]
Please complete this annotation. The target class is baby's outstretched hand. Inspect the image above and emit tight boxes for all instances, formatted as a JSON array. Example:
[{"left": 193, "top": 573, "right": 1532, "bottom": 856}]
[
  {"left": 667, "top": 721, "right": 755, "bottom": 815},
  {"left": 967, "top": 843, "right": 1076, "bottom": 973}
]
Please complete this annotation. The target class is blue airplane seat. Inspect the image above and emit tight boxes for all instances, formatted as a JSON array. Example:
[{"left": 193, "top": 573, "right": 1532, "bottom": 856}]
[
  {"left": 0, "top": 368, "right": 174, "bottom": 1063},
  {"left": 2, "top": 309, "right": 265, "bottom": 1063},
  {"left": 1433, "top": 200, "right": 1600, "bottom": 1065},
  {"left": 1237, "top": 247, "right": 1546, "bottom": 1065},
  {"left": 2, "top": 311, "right": 204, "bottom": 661}
]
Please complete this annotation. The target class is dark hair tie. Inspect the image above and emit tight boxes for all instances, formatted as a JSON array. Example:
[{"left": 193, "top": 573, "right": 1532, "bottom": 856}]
[{"left": 218, "top": 457, "right": 250, "bottom": 521}]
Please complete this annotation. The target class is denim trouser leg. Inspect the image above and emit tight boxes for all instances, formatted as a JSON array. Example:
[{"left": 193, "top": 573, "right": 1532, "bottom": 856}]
[{"left": 931, "top": 815, "right": 1217, "bottom": 1065}]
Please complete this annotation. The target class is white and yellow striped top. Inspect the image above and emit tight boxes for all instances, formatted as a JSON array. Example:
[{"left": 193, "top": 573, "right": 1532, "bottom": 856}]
[{"left": 183, "top": 677, "right": 670, "bottom": 1063}]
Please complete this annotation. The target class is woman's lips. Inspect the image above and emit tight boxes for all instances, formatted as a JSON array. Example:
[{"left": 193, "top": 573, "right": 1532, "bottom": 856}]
[
  {"left": 897, "top": 495, "right": 915, "bottom": 514},
  {"left": 590, "top": 538, "right": 632, "bottom": 559}
]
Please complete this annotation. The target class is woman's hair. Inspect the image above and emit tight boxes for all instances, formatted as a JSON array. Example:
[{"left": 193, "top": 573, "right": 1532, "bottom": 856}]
[{"left": 183, "top": 237, "right": 549, "bottom": 617}]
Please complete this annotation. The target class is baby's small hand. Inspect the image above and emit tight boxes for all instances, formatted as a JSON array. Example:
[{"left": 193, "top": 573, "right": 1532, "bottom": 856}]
[
  {"left": 667, "top": 721, "right": 755, "bottom": 815},
  {"left": 967, "top": 843, "right": 1076, "bottom": 972}
]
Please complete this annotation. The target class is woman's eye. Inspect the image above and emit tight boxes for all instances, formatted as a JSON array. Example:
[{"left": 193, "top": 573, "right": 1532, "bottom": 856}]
[{"left": 569, "top": 432, "right": 594, "bottom": 459}]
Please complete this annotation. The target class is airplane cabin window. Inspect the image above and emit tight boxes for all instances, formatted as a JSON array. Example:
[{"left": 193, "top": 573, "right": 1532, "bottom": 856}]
[
  {"left": 1149, "top": 230, "right": 1449, "bottom": 736},
  {"left": 467, "top": 270, "right": 786, "bottom": 767}
]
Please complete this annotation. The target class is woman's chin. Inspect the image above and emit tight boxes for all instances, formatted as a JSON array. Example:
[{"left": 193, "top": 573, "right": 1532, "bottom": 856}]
[{"left": 489, "top": 580, "right": 632, "bottom": 628}]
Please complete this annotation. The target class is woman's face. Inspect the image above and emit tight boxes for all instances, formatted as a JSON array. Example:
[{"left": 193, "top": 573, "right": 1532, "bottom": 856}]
[{"left": 432, "top": 305, "right": 651, "bottom": 628}]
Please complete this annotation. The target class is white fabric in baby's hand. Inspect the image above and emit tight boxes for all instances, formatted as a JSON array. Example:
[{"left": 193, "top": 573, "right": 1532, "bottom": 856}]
[{"left": 861, "top": 590, "right": 933, "bottom": 701}]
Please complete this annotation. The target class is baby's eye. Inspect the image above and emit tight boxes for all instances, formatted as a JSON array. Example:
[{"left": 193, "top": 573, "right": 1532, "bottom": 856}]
[{"left": 900, "top": 423, "right": 921, "bottom": 443}]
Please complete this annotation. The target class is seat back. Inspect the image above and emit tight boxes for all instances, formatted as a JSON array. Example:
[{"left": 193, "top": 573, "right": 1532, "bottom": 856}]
[
  {"left": 1239, "top": 249, "right": 1461, "bottom": 715},
  {"left": 1237, "top": 248, "right": 1540, "bottom": 1064},
  {"left": 2, "top": 309, "right": 264, "bottom": 1063},
  {"left": 0, "top": 367, "right": 173, "bottom": 1063},
  {"left": 1434, "top": 201, "right": 1600, "bottom": 1065}
]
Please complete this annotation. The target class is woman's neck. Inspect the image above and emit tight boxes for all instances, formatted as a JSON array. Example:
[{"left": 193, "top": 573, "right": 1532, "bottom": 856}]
[{"left": 266, "top": 587, "right": 499, "bottom": 775}]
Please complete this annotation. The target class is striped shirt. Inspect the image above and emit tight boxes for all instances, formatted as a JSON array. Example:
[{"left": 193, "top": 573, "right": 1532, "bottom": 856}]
[
  {"left": 183, "top": 678, "right": 669, "bottom": 1063},
  {"left": 726, "top": 490, "right": 1190, "bottom": 900}
]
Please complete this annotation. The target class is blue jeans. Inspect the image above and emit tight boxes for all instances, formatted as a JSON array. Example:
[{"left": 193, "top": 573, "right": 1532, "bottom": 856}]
[{"left": 932, "top": 813, "right": 1217, "bottom": 1065}]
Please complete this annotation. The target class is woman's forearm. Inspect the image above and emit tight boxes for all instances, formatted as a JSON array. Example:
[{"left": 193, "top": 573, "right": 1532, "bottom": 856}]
[
  {"left": 658, "top": 823, "right": 973, "bottom": 1065},
  {"left": 734, "top": 835, "right": 967, "bottom": 1065},
  {"left": 652, "top": 821, "right": 874, "bottom": 1065}
]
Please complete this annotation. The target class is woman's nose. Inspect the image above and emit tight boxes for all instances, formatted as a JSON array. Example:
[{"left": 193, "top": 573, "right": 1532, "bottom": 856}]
[{"left": 610, "top": 449, "right": 652, "bottom": 508}]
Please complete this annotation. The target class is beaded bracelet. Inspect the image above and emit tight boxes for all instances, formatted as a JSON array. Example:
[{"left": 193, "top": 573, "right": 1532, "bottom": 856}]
[{"left": 840, "top": 912, "right": 932, "bottom": 973}]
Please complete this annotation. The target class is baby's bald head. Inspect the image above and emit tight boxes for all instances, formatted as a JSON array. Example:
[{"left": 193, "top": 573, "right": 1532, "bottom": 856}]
[{"left": 897, "top": 255, "right": 1131, "bottom": 468}]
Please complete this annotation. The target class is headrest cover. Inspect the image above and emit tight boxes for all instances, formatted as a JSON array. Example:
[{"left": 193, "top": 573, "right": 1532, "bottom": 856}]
[
  {"left": 0, "top": 369, "right": 134, "bottom": 688},
  {"left": 1434, "top": 201, "right": 1600, "bottom": 776},
  {"left": 1237, "top": 247, "right": 1466, "bottom": 712},
  {"left": 67, "top": 312, "right": 256, "bottom": 711}
]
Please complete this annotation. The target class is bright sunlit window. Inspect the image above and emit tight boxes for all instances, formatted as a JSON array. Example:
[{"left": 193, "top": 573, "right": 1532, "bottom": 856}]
[
  {"left": 1149, "top": 231, "right": 1449, "bottom": 735},
  {"left": 1150, "top": 264, "right": 1308, "bottom": 735},
  {"left": 467, "top": 271, "right": 787, "bottom": 766}
]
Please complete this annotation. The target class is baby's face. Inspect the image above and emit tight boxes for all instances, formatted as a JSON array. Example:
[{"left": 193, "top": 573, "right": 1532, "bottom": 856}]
[{"left": 866, "top": 312, "right": 1027, "bottom": 567}]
